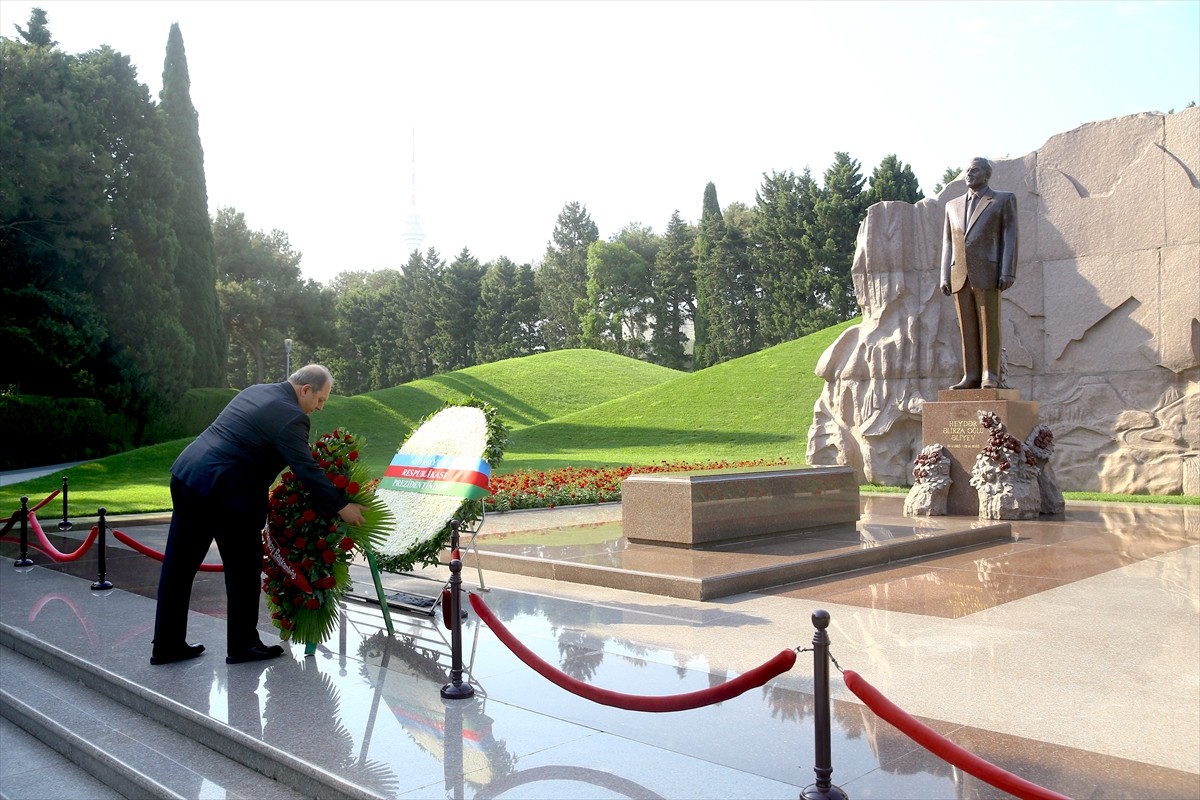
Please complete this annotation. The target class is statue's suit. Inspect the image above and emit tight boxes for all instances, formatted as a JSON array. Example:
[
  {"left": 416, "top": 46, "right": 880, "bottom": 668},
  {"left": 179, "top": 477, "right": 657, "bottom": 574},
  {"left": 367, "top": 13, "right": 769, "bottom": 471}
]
[{"left": 940, "top": 186, "right": 1018, "bottom": 386}]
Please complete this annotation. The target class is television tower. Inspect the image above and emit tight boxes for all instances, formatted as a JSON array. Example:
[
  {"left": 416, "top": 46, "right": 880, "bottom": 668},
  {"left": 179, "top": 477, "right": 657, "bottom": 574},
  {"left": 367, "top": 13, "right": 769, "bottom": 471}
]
[{"left": 401, "top": 129, "right": 425, "bottom": 254}]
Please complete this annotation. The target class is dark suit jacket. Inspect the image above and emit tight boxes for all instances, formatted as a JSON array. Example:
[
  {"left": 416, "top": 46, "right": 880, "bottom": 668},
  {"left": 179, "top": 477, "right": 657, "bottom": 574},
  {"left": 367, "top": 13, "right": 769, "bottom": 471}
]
[
  {"left": 171, "top": 382, "right": 344, "bottom": 517},
  {"left": 940, "top": 186, "right": 1018, "bottom": 292}
]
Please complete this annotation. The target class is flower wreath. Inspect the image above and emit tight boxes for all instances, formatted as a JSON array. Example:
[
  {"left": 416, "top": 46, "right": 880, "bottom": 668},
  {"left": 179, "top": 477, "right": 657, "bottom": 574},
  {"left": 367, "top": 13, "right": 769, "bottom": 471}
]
[
  {"left": 263, "top": 428, "right": 394, "bottom": 645},
  {"left": 373, "top": 398, "right": 508, "bottom": 575}
]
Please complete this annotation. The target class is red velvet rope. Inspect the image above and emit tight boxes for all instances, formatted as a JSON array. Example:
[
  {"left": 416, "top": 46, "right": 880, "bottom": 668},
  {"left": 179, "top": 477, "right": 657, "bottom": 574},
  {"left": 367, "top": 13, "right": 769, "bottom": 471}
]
[
  {"left": 843, "top": 670, "right": 1072, "bottom": 800},
  {"left": 111, "top": 528, "right": 224, "bottom": 572},
  {"left": 469, "top": 592, "right": 797, "bottom": 712},
  {"left": 28, "top": 489, "right": 61, "bottom": 514},
  {"left": 28, "top": 514, "right": 97, "bottom": 562}
]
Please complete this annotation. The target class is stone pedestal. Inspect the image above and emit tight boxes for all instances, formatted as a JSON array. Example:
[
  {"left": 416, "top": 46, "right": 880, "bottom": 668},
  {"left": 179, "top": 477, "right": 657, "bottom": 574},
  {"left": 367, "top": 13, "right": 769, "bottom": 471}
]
[
  {"left": 921, "top": 389, "right": 1040, "bottom": 516},
  {"left": 622, "top": 465, "right": 859, "bottom": 548}
]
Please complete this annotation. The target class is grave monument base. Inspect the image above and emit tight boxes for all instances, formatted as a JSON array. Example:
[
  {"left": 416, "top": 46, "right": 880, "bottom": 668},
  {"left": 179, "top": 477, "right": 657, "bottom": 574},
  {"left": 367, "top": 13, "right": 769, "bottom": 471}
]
[{"left": 921, "top": 389, "right": 1040, "bottom": 516}]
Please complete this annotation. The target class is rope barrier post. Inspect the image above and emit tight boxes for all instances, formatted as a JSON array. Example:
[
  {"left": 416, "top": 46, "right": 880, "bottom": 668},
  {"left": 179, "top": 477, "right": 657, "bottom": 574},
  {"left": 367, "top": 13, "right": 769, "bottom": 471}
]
[
  {"left": 441, "top": 520, "right": 474, "bottom": 700},
  {"left": 91, "top": 508, "right": 113, "bottom": 591},
  {"left": 801, "top": 610, "right": 848, "bottom": 800},
  {"left": 58, "top": 476, "right": 73, "bottom": 531},
  {"left": 14, "top": 496, "right": 34, "bottom": 567}
]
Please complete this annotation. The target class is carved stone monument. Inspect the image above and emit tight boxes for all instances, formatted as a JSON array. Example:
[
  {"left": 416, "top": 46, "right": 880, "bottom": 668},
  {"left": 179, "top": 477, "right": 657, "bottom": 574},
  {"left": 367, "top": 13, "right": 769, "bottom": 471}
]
[{"left": 807, "top": 109, "right": 1200, "bottom": 496}]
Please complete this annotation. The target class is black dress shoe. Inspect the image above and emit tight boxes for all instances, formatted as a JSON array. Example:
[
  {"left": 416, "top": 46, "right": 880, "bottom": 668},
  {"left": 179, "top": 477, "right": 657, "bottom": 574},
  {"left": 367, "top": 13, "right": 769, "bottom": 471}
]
[
  {"left": 150, "top": 642, "right": 205, "bottom": 665},
  {"left": 226, "top": 644, "right": 285, "bottom": 664}
]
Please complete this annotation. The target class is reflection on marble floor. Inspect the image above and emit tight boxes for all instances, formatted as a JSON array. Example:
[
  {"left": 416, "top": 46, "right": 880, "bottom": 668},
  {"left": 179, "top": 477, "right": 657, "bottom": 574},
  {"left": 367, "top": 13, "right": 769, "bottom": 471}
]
[{"left": 2, "top": 496, "right": 1198, "bottom": 798}]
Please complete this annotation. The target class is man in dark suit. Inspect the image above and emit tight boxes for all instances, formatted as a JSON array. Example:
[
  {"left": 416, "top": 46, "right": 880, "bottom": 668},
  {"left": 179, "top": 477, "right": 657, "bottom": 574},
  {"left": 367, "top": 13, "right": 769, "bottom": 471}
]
[
  {"left": 151, "top": 364, "right": 366, "bottom": 665},
  {"left": 940, "top": 157, "right": 1019, "bottom": 390}
]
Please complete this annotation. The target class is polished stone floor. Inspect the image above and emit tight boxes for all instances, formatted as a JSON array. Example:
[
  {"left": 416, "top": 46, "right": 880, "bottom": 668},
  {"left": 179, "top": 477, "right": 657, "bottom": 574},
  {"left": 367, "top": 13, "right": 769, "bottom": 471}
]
[{"left": 2, "top": 496, "right": 1198, "bottom": 799}]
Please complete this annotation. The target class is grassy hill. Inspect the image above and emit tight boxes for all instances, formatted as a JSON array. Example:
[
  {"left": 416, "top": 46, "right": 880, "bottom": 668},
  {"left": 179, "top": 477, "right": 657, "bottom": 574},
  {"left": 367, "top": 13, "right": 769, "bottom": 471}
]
[{"left": 502, "top": 320, "right": 857, "bottom": 471}]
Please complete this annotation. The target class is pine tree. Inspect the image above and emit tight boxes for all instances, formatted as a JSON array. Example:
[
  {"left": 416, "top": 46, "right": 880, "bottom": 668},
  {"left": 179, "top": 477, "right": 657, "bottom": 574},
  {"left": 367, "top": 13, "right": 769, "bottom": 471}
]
[
  {"left": 651, "top": 211, "right": 696, "bottom": 369},
  {"left": 160, "top": 23, "right": 225, "bottom": 385},
  {"left": 535, "top": 202, "right": 598, "bottom": 349},
  {"left": 866, "top": 154, "right": 924, "bottom": 205}
]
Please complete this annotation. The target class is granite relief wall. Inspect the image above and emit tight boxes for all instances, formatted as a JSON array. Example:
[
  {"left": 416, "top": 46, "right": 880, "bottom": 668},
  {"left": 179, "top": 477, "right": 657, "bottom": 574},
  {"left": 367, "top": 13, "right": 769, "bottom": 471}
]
[{"left": 807, "top": 108, "right": 1199, "bottom": 495}]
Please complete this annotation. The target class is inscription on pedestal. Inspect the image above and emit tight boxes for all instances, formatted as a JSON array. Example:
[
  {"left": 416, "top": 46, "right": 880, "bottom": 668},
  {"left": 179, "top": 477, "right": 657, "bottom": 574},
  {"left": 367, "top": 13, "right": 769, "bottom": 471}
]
[{"left": 922, "top": 392, "right": 1039, "bottom": 516}]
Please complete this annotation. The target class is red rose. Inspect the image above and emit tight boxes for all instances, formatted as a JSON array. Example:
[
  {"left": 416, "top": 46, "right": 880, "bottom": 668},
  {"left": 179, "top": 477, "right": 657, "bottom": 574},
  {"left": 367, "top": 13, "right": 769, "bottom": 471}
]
[
  {"left": 314, "top": 576, "right": 337, "bottom": 589},
  {"left": 347, "top": 482, "right": 360, "bottom": 495},
  {"left": 333, "top": 474, "right": 348, "bottom": 489},
  {"left": 287, "top": 494, "right": 299, "bottom": 505},
  {"left": 301, "top": 509, "right": 317, "bottom": 522},
  {"left": 322, "top": 549, "right": 338, "bottom": 564},
  {"left": 315, "top": 538, "right": 327, "bottom": 550},
  {"left": 301, "top": 557, "right": 315, "bottom": 570},
  {"left": 293, "top": 537, "right": 306, "bottom": 549},
  {"left": 305, "top": 598, "right": 320, "bottom": 610},
  {"left": 348, "top": 451, "right": 359, "bottom": 461},
  {"left": 339, "top": 536, "right": 355, "bottom": 551}
]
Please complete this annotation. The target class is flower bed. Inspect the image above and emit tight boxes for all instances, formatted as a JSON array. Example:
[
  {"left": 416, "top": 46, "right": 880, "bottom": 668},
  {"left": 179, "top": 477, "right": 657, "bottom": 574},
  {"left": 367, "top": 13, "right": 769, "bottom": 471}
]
[{"left": 484, "top": 458, "right": 793, "bottom": 512}]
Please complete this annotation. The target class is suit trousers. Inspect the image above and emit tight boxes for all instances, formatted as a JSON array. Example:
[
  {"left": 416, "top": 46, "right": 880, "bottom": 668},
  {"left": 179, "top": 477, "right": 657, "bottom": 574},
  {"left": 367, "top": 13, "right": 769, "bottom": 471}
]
[
  {"left": 153, "top": 477, "right": 268, "bottom": 655},
  {"left": 952, "top": 281, "right": 1002, "bottom": 380}
]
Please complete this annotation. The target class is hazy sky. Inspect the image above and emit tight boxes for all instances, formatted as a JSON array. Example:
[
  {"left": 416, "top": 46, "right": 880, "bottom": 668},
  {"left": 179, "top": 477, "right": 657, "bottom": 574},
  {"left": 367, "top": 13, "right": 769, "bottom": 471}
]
[{"left": 5, "top": 1, "right": 1198, "bottom": 284}]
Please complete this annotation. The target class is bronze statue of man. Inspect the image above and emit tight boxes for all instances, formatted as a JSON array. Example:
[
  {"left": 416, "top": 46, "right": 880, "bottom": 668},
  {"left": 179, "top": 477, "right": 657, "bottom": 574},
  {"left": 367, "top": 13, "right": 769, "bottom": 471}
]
[{"left": 940, "top": 157, "right": 1018, "bottom": 389}]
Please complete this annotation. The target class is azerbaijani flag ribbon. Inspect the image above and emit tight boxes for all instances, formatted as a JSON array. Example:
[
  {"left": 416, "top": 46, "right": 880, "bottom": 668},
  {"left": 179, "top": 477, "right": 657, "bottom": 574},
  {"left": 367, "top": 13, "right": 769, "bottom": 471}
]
[{"left": 380, "top": 453, "right": 491, "bottom": 500}]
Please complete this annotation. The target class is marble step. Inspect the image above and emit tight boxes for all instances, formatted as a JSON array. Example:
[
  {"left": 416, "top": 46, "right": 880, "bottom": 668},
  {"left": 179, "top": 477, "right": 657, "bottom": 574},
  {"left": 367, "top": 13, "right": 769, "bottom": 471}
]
[{"left": 0, "top": 631, "right": 383, "bottom": 800}]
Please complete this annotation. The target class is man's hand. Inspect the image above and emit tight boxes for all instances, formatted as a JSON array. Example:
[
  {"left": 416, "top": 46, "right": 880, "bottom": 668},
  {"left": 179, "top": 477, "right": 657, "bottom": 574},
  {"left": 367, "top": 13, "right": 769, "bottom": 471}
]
[
  {"left": 998, "top": 274, "right": 1014, "bottom": 291},
  {"left": 941, "top": 280, "right": 952, "bottom": 296},
  {"left": 337, "top": 503, "right": 367, "bottom": 526}
]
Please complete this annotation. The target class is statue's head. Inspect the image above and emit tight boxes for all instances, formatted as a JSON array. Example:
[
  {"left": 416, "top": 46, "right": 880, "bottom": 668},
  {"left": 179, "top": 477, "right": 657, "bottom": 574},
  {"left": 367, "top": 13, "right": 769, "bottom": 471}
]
[{"left": 965, "top": 157, "right": 992, "bottom": 191}]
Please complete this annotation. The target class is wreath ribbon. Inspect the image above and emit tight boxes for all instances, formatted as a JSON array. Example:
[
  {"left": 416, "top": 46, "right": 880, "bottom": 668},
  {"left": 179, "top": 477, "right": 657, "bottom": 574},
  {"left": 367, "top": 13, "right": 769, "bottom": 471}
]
[{"left": 381, "top": 453, "right": 491, "bottom": 500}]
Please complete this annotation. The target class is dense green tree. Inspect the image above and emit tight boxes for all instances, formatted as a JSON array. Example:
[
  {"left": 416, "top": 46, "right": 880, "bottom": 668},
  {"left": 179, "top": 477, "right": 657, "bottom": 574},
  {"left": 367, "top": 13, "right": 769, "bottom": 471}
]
[
  {"left": 751, "top": 168, "right": 820, "bottom": 345},
  {"left": 432, "top": 248, "right": 485, "bottom": 372},
  {"left": 474, "top": 257, "right": 542, "bottom": 364},
  {"left": 214, "top": 208, "right": 334, "bottom": 387},
  {"left": 650, "top": 211, "right": 696, "bottom": 370},
  {"left": 1, "top": 33, "right": 108, "bottom": 397},
  {"left": 579, "top": 240, "right": 652, "bottom": 356},
  {"left": 2, "top": 17, "right": 193, "bottom": 440},
  {"left": 13, "top": 7, "right": 54, "bottom": 46},
  {"left": 865, "top": 154, "right": 924, "bottom": 205},
  {"left": 160, "top": 23, "right": 225, "bottom": 386},
  {"left": 397, "top": 247, "right": 445, "bottom": 380},
  {"left": 320, "top": 269, "right": 407, "bottom": 394},
  {"left": 693, "top": 184, "right": 758, "bottom": 368},
  {"left": 535, "top": 201, "right": 598, "bottom": 349},
  {"left": 77, "top": 44, "right": 194, "bottom": 440},
  {"left": 803, "top": 152, "right": 867, "bottom": 326},
  {"left": 933, "top": 165, "right": 962, "bottom": 194}
]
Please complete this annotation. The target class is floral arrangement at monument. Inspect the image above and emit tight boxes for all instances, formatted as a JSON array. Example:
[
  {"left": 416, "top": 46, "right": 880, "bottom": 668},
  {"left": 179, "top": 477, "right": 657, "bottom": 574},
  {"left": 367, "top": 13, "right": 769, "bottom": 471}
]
[
  {"left": 1025, "top": 424, "right": 1065, "bottom": 515},
  {"left": 373, "top": 398, "right": 508, "bottom": 575},
  {"left": 263, "top": 428, "right": 394, "bottom": 645},
  {"left": 969, "top": 411, "right": 1041, "bottom": 520},
  {"left": 903, "top": 443, "right": 952, "bottom": 516}
]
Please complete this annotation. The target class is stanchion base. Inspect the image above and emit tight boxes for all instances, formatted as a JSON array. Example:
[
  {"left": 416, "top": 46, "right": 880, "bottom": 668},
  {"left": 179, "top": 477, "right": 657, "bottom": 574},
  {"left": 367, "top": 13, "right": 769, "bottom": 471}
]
[
  {"left": 14, "top": 558, "right": 34, "bottom": 568},
  {"left": 58, "top": 522, "right": 74, "bottom": 531},
  {"left": 91, "top": 580, "right": 113, "bottom": 591},
  {"left": 800, "top": 783, "right": 849, "bottom": 800},
  {"left": 441, "top": 682, "right": 475, "bottom": 700}
]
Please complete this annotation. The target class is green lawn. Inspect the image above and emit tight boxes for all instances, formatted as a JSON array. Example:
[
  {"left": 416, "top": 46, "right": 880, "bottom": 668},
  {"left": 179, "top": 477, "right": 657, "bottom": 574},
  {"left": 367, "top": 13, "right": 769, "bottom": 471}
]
[{"left": 3, "top": 321, "right": 1195, "bottom": 515}]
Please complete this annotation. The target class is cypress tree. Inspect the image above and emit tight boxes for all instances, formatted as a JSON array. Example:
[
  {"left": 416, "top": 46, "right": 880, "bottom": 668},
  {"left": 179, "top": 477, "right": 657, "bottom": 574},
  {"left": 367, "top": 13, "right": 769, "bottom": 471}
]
[{"left": 160, "top": 23, "right": 225, "bottom": 385}]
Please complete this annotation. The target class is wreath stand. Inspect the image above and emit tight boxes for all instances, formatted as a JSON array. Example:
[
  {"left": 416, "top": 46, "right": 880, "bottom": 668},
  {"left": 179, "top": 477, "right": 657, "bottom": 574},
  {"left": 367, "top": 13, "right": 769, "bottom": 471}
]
[{"left": 338, "top": 497, "right": 490, "bottom": 657}]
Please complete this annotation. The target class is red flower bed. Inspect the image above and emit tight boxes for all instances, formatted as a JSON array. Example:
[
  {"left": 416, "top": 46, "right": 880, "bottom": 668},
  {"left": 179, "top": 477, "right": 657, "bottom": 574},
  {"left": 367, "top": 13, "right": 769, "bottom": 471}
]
[{"left": 484, "top": 458, "right": 792, "bottom": 511}]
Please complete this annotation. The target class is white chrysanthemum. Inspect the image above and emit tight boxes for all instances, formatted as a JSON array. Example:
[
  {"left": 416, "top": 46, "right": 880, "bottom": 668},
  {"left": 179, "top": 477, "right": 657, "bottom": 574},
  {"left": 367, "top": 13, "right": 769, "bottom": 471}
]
[{"left": 377, "top": 405, "right": 489, "bottom": 557}]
